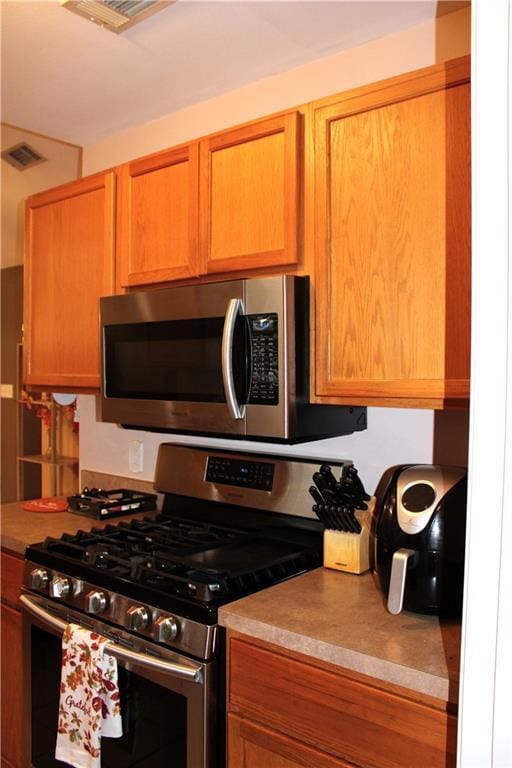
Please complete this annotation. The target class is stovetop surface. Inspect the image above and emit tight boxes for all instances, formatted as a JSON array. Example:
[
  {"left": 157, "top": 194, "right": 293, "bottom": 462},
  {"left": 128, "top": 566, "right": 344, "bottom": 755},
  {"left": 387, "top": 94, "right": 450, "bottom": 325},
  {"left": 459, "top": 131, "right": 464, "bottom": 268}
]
[{"left": 25, "top": 509, "right": 323, "bottom": 624}]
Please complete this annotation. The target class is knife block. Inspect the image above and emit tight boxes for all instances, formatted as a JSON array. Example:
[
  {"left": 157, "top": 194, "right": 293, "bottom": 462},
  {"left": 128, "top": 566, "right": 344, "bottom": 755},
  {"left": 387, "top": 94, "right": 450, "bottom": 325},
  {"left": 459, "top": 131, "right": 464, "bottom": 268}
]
[{"left": 323, "top": 499, "right": 375, "bottom": 575}]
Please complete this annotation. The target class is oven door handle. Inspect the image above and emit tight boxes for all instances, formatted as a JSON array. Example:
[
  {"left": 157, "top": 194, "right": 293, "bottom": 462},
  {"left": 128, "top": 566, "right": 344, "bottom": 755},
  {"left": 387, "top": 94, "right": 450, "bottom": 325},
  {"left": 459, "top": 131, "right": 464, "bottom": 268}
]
[
  {"left": 20, "top": 594, "right": 204, "bottom": 684},
  {"left": 222, "top": 298, "right": 246, "bottom": 420}
]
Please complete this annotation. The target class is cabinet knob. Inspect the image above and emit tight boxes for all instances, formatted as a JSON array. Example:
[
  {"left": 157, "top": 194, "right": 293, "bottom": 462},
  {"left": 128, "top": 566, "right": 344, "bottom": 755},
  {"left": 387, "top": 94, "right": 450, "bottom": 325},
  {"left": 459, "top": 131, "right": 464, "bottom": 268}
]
[
  {"left": 30, "top": 568, "right": 49, "bottom": 590},
  {"left": 85, "top": 590, "right": 108, "bottom": 614}
]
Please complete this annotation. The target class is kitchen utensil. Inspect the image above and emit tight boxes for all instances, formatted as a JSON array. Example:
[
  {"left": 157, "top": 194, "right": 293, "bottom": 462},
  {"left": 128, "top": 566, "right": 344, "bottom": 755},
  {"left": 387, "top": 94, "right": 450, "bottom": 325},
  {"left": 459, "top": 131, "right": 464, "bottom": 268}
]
[
  {"left": 319, "top": 464, "right": 339, "bottom": 491},
  {"left": 345, "top": 466, "right": 371, "bottom": 501},
  {"left": 309, "top": 487, "right": 336, "bottom": 528},
  {"left": 338, "top": 505, "right": 361, "bottom": 534},
  {"left": 309, "top": 485, "right": 325, "bottom": 507},
  {"left": 312, "top": 504, "right": 333, "bottom": 528},
  {"left": 312, "top": 472, "right": 338, "bottom": 505}
]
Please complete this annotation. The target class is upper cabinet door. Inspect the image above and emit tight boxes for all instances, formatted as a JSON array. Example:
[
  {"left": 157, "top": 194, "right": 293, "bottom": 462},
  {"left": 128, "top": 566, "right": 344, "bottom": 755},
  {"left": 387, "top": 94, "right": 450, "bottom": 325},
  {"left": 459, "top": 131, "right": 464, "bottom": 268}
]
[
  {"left": 314, "top": 57, "right": 471, "bottom": 408},
  {"left": 199, "top": 112, "right": 300, "bottom": 275},
  {"left": 24, "top": 172, "right": 116, "bottom": 391},
  {"left": 117, "top": 143, "right": 199, "bottom": 288}
]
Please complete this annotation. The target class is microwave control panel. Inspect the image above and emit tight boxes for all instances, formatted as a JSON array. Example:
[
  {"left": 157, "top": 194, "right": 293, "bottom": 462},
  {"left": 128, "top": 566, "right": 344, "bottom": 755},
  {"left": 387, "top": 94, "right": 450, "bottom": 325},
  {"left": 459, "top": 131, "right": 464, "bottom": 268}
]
[
  {"left": 205, "top": 456, "right": 275, "bottom": 491},
  {"left": 247, "top": 313, "right": 279, "bottom": 405}
]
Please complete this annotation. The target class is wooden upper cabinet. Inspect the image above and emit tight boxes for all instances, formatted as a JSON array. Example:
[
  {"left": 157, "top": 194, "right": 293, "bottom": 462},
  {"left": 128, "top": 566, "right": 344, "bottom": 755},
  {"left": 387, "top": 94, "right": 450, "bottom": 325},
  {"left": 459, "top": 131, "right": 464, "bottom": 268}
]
[
  {"left": 199, "top": 112, "right": 300, "bottom": 275},
  {"left": 314, "top": 56, "right": 471, "bottom": 408},
  {"left": 116, "top": 143, "right": 199, "bottom": 288},
  {"left": 24, "top": 172, "right": 115, "bottom": 390}
]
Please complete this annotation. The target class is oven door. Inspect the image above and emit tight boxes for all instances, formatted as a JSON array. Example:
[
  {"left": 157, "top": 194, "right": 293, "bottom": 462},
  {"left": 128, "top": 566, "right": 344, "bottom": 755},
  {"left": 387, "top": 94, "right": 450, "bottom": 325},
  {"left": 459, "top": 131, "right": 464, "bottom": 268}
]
[{"left": 21, "top": 594, "right": 218, "bottom": 768}]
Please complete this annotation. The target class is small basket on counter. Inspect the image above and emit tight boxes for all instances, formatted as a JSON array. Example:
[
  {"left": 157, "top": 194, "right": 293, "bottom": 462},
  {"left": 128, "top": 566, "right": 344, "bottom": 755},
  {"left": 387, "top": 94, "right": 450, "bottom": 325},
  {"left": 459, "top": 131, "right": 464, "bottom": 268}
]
[{"left": 68, "top": 488, "right": 157, "bottom": 520}]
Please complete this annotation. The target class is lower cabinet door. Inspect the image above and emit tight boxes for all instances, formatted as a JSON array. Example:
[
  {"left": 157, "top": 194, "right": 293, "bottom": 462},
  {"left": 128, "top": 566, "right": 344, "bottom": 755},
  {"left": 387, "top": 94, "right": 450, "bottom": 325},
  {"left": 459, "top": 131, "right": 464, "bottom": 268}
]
[
  {"left": 228, "top": 714, "right": 353, "bottom": 768},
  {"left": 1, "top": 603, "right": 24, "bottom": 767}
]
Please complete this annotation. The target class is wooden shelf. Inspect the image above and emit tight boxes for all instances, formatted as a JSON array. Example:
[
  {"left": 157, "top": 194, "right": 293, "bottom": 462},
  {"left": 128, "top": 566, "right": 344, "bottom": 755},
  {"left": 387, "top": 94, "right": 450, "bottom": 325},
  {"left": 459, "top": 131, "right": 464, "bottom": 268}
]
[
  {"left": 17, "top": 454, "right": 78, "bottom": 467},
  {"left": 16, "top": 398, "right": 51, "bottom": 407}
]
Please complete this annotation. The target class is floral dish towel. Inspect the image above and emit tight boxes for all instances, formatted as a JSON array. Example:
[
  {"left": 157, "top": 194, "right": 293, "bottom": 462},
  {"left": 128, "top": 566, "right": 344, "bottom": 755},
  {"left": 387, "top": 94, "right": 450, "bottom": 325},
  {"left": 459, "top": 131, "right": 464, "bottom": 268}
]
[{"left": 55, "top": 623, "right": 122, "bottom": 768}]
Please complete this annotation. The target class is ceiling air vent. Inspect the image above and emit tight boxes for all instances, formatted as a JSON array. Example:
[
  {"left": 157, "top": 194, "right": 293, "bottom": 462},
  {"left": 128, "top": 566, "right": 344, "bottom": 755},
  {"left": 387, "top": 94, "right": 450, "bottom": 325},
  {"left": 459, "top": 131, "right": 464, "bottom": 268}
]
[
  {"left": 60, "top": 0, "right": 174, "bottom": 33},
  {"left": 2, "top": 143, "right": 47, "bottom": 171}
]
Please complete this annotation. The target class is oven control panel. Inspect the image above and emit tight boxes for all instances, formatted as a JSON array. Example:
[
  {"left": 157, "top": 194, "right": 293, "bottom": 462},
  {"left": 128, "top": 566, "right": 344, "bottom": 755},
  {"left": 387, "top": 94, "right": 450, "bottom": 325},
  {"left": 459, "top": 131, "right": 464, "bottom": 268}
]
[
  {"left": 23, "top": 561, "right": 217, "bottom": 660},
  {"left": 205, "top": 455, "right": 275, "bottom": 491}
]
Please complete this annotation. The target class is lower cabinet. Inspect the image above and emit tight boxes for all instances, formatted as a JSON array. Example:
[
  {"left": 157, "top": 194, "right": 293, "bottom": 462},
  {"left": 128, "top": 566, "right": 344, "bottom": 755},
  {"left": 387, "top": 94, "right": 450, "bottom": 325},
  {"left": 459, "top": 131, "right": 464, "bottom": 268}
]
[
  {"left": 228, "top": 714, "right": 351, "bottom": 768},
  {"left": 1, "top": 550, "right": 25, "bottom": 768},
  {"left": 227, "top": 633, "right": 457, "bottom": 768}
]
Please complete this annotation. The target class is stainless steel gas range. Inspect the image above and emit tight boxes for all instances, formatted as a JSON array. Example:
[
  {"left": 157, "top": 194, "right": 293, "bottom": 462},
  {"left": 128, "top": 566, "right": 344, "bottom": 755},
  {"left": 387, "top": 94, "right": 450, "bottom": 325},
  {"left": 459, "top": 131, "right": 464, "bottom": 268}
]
[{"left": 21, "top": 444, "right": 352, "bottom": 768}]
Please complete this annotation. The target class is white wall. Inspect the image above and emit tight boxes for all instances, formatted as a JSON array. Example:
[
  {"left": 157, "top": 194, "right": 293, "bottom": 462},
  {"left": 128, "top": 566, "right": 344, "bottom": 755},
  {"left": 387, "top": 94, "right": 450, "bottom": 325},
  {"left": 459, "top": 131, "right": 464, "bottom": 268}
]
[
  {"left": 1, "top": 125, "right": 81, "bottom": 268},
  {"left": 82, "top": 7, "right": 470, "bottom": 171},
  {"left": 77, "top": 397, "right": 434, "bottom": 494},
  {"left": 78, "top": 7, "right": 470, "bottom": 493},
  {"left": 458, "top": 1, "right": 512, "bottom": 764}
]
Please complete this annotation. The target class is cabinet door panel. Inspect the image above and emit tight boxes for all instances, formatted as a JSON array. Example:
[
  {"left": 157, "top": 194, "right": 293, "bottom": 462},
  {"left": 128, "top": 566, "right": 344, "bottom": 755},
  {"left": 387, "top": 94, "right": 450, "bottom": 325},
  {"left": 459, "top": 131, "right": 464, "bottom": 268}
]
[
  {"left": 314, "top": 57, "right": 470, "bottom": 407},
  {"left": 229, "top": 715, "right": 351, "bottom": 768},
  {"left": 117, "top": 144, "right": 199, "bottom": 287},
  {"left": 0, "top": 551, "right": 24, "bottom": 609},
  {"left": 200, "top": 112, "right": 300, "bottom": 274},
  {"left": 1, "top": 604, "right": 24, "bottom": 768},
  {"left": 229, "top": 637, "right": 456, "bottom": 768},
  {"left": 25, "top": 172, "right": 115, "bottom": 390}
]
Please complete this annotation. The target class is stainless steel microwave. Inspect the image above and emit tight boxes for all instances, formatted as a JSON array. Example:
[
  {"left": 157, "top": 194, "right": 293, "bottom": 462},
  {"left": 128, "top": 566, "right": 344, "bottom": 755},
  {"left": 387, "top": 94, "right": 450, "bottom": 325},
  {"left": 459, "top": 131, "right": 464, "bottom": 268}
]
[{"left": 99, "top": 275, "right": 366, "bottom": 442}]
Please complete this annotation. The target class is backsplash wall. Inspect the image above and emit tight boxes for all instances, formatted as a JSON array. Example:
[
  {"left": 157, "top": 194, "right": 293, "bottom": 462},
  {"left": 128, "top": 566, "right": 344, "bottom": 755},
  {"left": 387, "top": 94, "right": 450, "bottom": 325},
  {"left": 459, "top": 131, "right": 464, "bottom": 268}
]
[{"left": 77, "top": 396, "right": 435, "bottom": 494}]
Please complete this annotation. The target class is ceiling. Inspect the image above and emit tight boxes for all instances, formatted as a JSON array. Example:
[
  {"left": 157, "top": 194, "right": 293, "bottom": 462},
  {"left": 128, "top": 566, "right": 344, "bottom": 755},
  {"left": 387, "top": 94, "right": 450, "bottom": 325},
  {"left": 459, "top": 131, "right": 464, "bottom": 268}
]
[{"left": 1, "top": 0, "right": 468, "bottom": 147}]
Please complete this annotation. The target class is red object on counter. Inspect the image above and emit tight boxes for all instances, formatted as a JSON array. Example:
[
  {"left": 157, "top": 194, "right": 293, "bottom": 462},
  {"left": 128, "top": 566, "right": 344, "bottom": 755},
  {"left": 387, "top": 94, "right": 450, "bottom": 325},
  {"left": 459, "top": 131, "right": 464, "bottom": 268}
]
[{"left": 22, "top": 497, "right": 68, "bottom": 513}]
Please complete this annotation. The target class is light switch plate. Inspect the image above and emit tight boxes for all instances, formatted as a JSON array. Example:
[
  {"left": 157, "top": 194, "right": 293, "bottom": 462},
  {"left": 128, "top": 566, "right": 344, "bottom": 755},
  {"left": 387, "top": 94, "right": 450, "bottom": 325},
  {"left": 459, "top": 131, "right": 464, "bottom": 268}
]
[{"left": 128, "top": 440, "right": 143, "bottom": 473}]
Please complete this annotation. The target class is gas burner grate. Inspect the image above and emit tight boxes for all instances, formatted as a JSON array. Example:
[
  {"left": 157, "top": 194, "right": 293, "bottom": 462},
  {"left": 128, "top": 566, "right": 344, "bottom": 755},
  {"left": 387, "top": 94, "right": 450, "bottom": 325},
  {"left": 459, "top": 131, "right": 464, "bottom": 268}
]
[{"left": 27, "top": 510, "right": 323, "bottom": 615}]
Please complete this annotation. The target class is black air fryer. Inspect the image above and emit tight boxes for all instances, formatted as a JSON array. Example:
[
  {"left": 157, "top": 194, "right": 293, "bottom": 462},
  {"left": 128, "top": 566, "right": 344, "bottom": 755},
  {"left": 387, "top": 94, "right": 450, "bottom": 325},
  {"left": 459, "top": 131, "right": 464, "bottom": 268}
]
[{"left": 374, "top": 465, "right": 467, "bottom": 616}]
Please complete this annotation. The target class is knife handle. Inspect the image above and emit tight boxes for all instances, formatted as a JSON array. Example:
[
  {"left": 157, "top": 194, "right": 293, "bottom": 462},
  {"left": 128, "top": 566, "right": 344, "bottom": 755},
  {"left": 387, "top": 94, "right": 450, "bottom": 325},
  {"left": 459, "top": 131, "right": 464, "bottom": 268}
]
[
  {"left": 313, "top": 473, "right": 338, "bottom": 506},
  {"left": 309, "top": 485, "right": 325, "bottom": 506},
  {"left": 344, "top": 466, "right": 371, "bottom": 501}
]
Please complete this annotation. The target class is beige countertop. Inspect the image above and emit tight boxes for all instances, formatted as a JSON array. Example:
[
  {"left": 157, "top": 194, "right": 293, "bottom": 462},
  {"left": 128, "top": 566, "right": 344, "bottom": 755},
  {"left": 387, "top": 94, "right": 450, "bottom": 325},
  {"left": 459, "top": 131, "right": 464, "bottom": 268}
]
[
  {"left": 0, "top": 500, "right": 148, "bottom": 555},
  {"left": 1, "top": 472, "right": 158, "bottom": 555},
  {"left": 2, "top": 499, "right": 460, "bottom": 706},
  {"left": 219, "top": 567, "right": 461, "bottom": 704}
]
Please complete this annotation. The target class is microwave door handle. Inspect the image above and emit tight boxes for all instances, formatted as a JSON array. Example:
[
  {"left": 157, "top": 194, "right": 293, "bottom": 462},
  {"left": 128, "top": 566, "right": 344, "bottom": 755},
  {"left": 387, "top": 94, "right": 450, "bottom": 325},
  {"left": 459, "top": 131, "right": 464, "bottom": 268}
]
[
  {"left": 20, "top": 594, "right": 203, "bottom": 684},
  {"left": 222, "top": 298, "right": 246, "bottom": 420}
]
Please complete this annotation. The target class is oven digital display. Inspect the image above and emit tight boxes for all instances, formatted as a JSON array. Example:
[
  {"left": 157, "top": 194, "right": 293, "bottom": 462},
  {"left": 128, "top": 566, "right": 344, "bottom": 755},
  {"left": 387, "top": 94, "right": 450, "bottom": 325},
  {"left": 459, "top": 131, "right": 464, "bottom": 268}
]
[{"left": 205, "top": 456, "right": 275, "bottom": 491}]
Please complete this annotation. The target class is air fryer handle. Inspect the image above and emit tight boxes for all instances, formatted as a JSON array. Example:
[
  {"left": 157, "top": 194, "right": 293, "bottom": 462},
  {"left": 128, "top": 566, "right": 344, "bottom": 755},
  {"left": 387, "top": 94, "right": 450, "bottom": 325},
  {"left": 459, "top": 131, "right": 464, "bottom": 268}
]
[{"left": 387, "top": 548, "right": 415, "bottom": 614}]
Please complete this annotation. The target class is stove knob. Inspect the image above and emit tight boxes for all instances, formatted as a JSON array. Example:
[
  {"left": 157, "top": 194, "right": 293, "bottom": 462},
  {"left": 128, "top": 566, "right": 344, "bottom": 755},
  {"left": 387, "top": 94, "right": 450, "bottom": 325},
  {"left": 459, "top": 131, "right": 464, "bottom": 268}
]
[
  {"left": 85, "top": 590, "right": 108, "bottom": 614},
  {"left": 127, "top": 605, "right": 150, "bottom": 631},
  {"left": 154, "top": 615, "right": 179, "bottom": 643},
  {"left": 50, "top": 576, "right": 71, "bottom": 599},
  {"left": 30, "top": 568, "right": 49, "bottom": 590}
]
